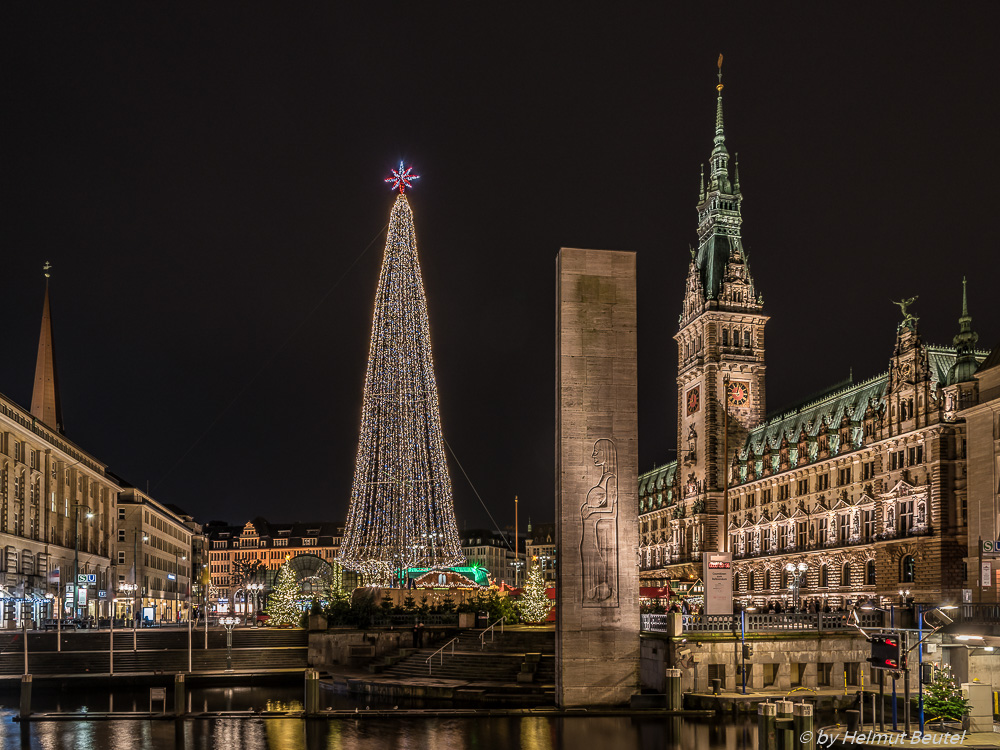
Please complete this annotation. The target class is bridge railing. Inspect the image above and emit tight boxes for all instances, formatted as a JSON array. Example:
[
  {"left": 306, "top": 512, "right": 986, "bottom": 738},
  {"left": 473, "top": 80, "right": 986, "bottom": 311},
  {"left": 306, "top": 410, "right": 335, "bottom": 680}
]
[{"left": 640, "top": 610, "right": 884, "bottom": 634}]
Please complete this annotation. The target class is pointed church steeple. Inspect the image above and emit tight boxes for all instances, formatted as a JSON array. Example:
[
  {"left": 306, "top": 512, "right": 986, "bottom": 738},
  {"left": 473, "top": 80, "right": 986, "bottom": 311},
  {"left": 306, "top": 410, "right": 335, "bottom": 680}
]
[
  {"left": 691, "top": 55, "right": 759, "bottom": 309},
  {"left": 30, "top": 262, "right": 63, "bottom": 433},
  {"left": 947, "top": 277, "right": 980, "bottom": 385}
]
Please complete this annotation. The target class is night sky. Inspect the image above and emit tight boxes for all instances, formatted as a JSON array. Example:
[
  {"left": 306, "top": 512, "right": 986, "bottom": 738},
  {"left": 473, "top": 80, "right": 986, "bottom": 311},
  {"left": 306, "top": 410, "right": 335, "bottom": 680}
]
[{"left": 5, "top": 7, "right": 999, "bottom": 533}]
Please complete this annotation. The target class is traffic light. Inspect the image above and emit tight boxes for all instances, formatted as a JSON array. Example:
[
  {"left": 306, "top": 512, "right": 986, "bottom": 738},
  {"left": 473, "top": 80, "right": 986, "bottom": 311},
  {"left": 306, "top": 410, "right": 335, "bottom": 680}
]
[
  {"left": 742, "top": 643, "right": 754, "bottom": 659},
  {"left": 868, "top": 633, "right": 901, "bottom": 670}
]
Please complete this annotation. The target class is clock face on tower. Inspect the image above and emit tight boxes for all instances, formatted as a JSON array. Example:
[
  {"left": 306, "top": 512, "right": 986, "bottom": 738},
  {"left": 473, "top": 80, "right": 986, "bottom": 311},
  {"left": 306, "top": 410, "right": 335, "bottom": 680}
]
[
  {"left": 686, "top": 386, "right": 700, "bottom": 415},
  {"left": 727, "top": 381, "right": 750, "bottom": 407}
]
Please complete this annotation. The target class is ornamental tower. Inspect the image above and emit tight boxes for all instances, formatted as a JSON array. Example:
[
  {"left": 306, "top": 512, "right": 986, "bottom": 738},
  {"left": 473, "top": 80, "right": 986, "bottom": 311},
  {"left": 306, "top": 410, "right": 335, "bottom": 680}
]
[
  {"left": 338, "top": 164, "right": 465, "bottom": 586},
  {"left": 674, "top": 58, "right": 768, "bottom": 554}
]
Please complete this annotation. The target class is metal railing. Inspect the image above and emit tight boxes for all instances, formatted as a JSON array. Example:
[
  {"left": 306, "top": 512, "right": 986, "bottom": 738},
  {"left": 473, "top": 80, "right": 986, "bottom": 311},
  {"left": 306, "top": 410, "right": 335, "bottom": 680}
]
[
  {"left": 371, "top": 613, "right": 458, "bottom": 627},
  {"left": 641, "top": 610, "right": 884, "bottom": 634},
  {"left": 425, "top": 636, "right": 459, "bottom": 675},
  {"left": 479, "top": 617, "right": 505, "bottom": 650}
]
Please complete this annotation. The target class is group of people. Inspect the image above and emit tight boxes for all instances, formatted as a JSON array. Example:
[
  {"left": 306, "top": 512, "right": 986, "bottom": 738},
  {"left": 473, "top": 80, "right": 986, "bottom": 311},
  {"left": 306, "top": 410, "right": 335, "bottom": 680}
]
[{"left": 667, "top": 600, "right": 702, "bottom": 616}]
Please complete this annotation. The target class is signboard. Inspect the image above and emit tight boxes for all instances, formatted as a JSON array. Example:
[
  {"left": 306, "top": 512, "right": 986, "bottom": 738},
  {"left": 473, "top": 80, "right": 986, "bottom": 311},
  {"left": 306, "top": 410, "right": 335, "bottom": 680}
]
[
  {"left": 78, "top": 587, "right": 88, "bottom": 606},
  {"left": 98, "top": 590, "right": 107, "bottom": 599},
  {"left": 78, "top": 574, "right": 96, "bottom": 584},
  {"left": 983, "top": 540, "right": 995, "bottom": 553},
  {"left": 983, "top": 561, "right": 993, "bottom": 588},
  {"left": 963, "top": 588, "right": 972, "bottom": 603},
  {"left": 703, "top": 552, "right": 733, "bottom": 615},
  {"left": 167, "top": 573, "right": 176, "bottom": 581}
]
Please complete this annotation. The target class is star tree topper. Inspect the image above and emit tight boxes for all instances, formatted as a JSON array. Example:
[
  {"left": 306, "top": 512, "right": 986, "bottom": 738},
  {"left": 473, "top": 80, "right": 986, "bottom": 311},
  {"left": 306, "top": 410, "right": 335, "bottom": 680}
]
[{"left": 385, "top": 161, "right": 419, "bottom": 193}]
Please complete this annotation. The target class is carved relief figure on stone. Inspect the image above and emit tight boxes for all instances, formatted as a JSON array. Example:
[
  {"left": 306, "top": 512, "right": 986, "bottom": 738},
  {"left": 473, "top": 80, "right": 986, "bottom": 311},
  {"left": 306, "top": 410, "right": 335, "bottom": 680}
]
[{"left": 580, "top": 438, "right": 619, "bottom": 607}]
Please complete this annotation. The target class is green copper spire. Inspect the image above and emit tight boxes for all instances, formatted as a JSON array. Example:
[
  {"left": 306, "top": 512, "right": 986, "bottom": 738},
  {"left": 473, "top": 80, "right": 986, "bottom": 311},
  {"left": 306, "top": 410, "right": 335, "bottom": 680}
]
[
  {"left": 693, "top": 55, "right": 753, "bottom": 303},
  {"left": 947, "top": 277, "right": 980, "bottom": 384}
]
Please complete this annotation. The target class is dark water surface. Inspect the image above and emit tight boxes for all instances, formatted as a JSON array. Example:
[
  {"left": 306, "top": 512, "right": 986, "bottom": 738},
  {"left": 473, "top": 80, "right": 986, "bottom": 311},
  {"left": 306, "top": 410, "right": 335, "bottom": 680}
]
[{"left": 0, "top": 685, "right": 764, "bottom": 749}]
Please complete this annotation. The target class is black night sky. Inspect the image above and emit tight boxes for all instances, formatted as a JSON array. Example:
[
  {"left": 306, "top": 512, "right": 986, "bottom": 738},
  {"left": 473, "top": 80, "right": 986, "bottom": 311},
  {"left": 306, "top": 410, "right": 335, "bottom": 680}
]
[{"left": 5, "top": 6, "right": 999, "bottom": 533}]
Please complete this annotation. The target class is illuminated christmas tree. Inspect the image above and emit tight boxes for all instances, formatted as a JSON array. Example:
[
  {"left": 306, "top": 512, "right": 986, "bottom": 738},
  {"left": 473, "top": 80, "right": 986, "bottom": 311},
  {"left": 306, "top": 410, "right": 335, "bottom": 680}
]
[
  {"left": 517, "top": 561, "right": 552, "bottom": 624},
  {"left": 338, "top": 164, "right": 465, "bottom": 586},
  {"left": 266, "top": 561, "right": 302, "bottom": 626}
]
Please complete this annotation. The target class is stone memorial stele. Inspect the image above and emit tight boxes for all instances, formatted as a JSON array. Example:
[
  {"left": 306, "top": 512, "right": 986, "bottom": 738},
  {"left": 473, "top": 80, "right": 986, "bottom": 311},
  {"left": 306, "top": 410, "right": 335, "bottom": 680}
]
[{"left": 555, "top": 247, "right": 639, "bottom": 707}]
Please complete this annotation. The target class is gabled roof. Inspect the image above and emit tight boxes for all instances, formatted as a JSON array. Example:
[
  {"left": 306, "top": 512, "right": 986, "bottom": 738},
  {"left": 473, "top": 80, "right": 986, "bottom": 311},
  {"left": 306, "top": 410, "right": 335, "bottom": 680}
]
[{"left": 638, "top": 461, "right": 677, "bottom": 495}]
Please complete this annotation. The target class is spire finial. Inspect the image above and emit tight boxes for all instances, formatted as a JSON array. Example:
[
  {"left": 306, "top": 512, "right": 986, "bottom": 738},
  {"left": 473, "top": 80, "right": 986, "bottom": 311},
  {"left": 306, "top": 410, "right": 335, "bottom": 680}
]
[
  {"left": 43, "top": 261, "right": 51, "bottom": 279},
  {"left": 961, "top": 276, "right": 969, "bottom": 318},
  {"left": 699, "top": 164, "right": 705, "bottom": 198},
  {"left": 717, "top": 53, "right": 723, "bottom": 91}
]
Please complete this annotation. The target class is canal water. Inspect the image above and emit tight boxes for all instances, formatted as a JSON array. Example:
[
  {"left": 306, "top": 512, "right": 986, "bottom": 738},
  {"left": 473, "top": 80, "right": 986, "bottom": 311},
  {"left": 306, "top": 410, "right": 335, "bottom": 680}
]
[{"left": 0, "top": 684, "right": 767, "bottom": 749}]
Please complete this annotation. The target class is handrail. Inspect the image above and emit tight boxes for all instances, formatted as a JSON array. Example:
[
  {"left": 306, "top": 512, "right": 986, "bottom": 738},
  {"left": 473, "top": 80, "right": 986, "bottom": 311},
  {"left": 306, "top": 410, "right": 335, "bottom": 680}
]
[
  {"left": 479, "top": 618, "right": 505, "bottom": 650},
  {"left": 425, "top": 636, "right": 458, "bottom": 675}
]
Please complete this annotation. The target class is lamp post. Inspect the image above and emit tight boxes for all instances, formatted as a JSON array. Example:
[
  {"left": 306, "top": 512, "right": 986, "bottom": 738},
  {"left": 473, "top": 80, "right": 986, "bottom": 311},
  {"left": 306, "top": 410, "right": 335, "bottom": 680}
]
[
  {"left": 133, "top": 530, "right": 148, "bottom": 627},
  {"left": 219, "top": 615, "right": 239, "bottom": 671},
  {"left": 247, "top": 582, "right": 264, "bottom": 627},
  {"left": 784, "top": 562, "right": 808, "bottom": 610},
  {"left": 173, "top": 552, "right": 186, "bottom": 624},
  {"left": 72, "top": 503, "right": 95, "bottom": 619}
]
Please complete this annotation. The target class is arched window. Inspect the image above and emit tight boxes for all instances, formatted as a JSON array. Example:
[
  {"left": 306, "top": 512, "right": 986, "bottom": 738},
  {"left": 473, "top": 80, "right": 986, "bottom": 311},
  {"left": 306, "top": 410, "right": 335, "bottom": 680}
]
[
  {"left": 842, "top": 563, "right": 851, "bottom": 587},
  {"left": 819, "top": 564, "right": 829, "bottom": 588},
  {"left": 901, "top": 555, "right": 915, "bottom": 583},
  {"left": 764, "top": 570, "right": 771, "bottom": 590},
  {"left": 866, "top": 560, "right": 876, "bottom": 586},
  {"left": 722, "top": 328, "right": 729, "bottom": 346},
  {"left": 750, "top": 571, "right": 758, "bottom": 591},
  {"left": 744, "top": 330, "right": 752, "bottom": 348}
]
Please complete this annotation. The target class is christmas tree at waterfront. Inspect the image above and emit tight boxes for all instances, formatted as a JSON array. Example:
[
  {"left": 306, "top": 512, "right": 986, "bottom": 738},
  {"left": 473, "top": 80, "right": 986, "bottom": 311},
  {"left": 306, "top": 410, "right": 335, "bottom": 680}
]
[
  {"left": 338, "top": 164, "right": 465, "bottom": 586},
  {"left": 266, "top": 561, "right": 302, "bottom": 626},
  {"left": 517, "top": 561, "right": 552, "bottom": 623}
]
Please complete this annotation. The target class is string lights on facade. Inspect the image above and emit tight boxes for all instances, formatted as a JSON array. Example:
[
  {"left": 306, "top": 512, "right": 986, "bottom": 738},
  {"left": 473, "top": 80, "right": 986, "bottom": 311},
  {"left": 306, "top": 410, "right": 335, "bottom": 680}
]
[{"left": 338, "top": 167, "right": 465, "bottom": 585}]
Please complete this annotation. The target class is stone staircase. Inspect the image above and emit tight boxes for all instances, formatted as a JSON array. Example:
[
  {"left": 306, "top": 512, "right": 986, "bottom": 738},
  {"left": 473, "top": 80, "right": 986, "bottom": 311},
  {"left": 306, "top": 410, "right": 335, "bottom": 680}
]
[{"left": 375, "top": 627, "right": 555, "bottom": 686}]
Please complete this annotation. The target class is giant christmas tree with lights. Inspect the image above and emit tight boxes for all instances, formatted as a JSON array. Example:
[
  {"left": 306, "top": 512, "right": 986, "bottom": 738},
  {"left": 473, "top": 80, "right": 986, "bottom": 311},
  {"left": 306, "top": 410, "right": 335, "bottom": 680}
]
[{"left": 338, "top": 163, "right": 465, "bottom": 586}]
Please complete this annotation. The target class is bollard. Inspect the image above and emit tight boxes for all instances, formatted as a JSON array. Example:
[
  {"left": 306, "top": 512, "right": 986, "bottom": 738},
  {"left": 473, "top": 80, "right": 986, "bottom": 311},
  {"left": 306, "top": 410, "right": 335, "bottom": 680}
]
[
  {"left": 20, "top": 674, "right": 32, "bottom": 720},
  {"left": 758, "top": 702, "right": 777, "bottom": 750},
  {"left": 174, "top": 673, "right": 186, "bottom": 717},
  {"left": 776, "top": 700, "right": 794, "bottom": 750},
  {"left": 793, "top": 702, "right": 815, "bottom": 750},
  {"left": 304, "top": 668, "right": 319, "bottom": 716},
  {"left": 845, "top": 709, "right": 859, "bottom": 733},
  {"left": 665, "top": 668, "right": 682, "bottom": 711},
  {"left": 710, "top": 677, "right": 721, "bottom": 695}
]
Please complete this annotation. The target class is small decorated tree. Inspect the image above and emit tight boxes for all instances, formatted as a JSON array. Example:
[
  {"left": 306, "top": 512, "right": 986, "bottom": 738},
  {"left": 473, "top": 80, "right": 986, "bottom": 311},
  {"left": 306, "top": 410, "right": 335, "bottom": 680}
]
[
  {"left": 266, "top": 562, "right": 302, "bottom": 626},
  {"left": 923, "top": 664, "right": 970, "bottom": 725},
  {"left": 517, "top": 562, "right": 552, "bottom": 624}
]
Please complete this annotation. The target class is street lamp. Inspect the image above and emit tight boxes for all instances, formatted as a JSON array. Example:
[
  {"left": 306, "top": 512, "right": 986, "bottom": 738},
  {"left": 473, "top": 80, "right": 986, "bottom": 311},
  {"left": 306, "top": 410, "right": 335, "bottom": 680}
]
[
  {"left": 72, "top": 503, "right": 95, "bottom": 619},
  {"left": 246, "top": 582, "right": 264, "bottom": 627},
  {"left": 784, "top": 562, "right": 808, "bottom": 610},
  {"left": 133, "top": 531, "right": 148, "bottom": 626},
  {"left": 219, "top": 615, "right": 240, "bottom": 671},
  {"left": 173, "top": 552, "right": 186, "bottom": 624}
]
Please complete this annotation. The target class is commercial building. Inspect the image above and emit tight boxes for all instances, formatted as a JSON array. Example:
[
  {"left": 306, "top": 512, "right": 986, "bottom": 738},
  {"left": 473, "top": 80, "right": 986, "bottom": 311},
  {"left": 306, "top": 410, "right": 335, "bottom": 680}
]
[
  {"left": 114, "top": 487, "right": 194, "bottom": 623},
  {"left": 206, "top": 518, "right": 343, "bottom": 616}
]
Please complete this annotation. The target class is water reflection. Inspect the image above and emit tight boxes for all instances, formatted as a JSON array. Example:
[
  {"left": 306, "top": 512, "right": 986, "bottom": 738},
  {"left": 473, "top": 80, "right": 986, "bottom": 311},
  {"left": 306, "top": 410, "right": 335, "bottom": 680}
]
[{"left": 0, "top": 685, "right": 768, "bottom": 750}]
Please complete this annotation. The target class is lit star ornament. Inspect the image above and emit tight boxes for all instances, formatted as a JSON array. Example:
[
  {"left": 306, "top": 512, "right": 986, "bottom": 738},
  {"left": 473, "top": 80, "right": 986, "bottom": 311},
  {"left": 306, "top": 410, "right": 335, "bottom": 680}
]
[{"left": 385, "top": 161, "right": 419, "bottom": 193}]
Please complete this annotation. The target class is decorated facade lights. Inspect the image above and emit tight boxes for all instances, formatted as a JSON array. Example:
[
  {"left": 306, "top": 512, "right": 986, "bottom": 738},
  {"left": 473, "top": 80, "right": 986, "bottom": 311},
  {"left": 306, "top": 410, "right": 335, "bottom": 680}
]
[{"left": 338, "top": 165, "right": 465, "bottom": 586}]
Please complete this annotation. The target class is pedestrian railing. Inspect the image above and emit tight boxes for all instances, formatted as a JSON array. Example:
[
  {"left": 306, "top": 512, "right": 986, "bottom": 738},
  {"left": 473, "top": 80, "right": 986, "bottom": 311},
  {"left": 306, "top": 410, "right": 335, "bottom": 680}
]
[
  {"left": 640, "top": 610, "right": 884, "bottom": 634},
  {"left": 479, "top": 618, "right": 505, "bottom": 650},
  {"left": 425, "top": 636, "right": 459, "bottom": 675},
  {"left": 371, "top": 613, "right": 458, "bottom": 627}
]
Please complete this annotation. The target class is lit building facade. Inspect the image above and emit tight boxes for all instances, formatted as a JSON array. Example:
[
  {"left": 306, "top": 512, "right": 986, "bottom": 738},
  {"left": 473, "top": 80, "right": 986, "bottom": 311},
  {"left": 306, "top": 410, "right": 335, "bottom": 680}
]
[
  {"left": 0, "top": 274, "right": 117, "bottom": 627},
  {"left": 525, "top": 522, "right": 556, "bottom": 584},
  {"left": 461, "top": 529, "right": 520, "bottom": 586},
  {"left": 206, "top": 518, "right": 343, "bottom": 615},
  {"left": 638, "top": 74, "right": 992, "bottom": 609},
  {"left": 114, "top": 488, "right": 194, "bottom": 623}
]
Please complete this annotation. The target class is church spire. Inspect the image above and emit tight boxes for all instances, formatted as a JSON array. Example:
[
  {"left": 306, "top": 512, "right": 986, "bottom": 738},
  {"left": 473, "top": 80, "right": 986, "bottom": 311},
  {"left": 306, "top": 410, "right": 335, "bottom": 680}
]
[
  {"left": 947, "top": 277, "right": 980, "bottom": 385},
  {"left": 31, "top": 262, "right": 63, "bottom": 432},
  {"left": 709, "top": 54, "right": 731, "bottom": 192}
]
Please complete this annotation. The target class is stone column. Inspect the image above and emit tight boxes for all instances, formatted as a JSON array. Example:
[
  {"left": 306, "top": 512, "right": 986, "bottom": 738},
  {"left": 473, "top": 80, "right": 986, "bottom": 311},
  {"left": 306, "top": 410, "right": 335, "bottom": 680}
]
[{"left": 556, "top": 248, "right": 639, "bottom": 707}]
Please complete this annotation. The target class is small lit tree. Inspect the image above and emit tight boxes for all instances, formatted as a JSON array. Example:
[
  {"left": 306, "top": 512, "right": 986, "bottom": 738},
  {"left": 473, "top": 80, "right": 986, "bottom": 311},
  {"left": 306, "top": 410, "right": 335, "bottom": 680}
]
[
  {"left": 517, "top": 561, "right": 552, "bottom": 624},
  {"left": 266, "top": 562, "right": 302, "bottom": 626},
  {"left": 923, "top": 664, "right": 970, "bottom": 725}
]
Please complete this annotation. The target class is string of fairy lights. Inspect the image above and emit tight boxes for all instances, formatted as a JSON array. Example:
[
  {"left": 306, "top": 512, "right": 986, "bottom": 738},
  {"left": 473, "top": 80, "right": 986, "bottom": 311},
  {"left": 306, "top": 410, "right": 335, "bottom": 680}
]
[{"left": 338, "top": 166, "right": 465, "bottom": 585}]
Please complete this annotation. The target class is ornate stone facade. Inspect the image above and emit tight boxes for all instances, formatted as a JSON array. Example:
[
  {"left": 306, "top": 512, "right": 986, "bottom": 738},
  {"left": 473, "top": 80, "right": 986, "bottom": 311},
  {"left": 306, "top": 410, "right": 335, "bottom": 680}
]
[{"left": 638, "top": 76, "right": 991, "bottom": 608}]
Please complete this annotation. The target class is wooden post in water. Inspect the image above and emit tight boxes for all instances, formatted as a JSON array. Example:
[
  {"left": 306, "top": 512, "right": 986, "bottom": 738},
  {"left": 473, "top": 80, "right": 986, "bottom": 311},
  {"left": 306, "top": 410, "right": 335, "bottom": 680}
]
[
  {"left": 775, "top": 700, "right": 794, "bottom": 749},
  {"left": 665, "top": 668, "right": 682, "bottom": 710},
  {"left": 793, "top": 702, "right": 815, "bottom": 750},
  {"left": 757, "top": 702, "right": 777, "bottom": 750},
  {"left": 19, "top": 674, "right": 31, "bottom": 720}
]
